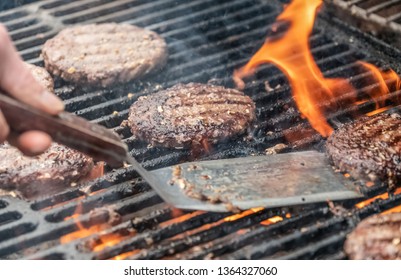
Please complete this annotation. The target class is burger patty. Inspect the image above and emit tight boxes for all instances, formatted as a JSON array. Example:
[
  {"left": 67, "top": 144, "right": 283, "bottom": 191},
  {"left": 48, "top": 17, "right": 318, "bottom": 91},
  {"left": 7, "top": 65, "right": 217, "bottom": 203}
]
[
  {"left": 41, "top": 23, "right": 168, "bottom": 87},
  {"left": 344, "top": 213, "right": 401, "bottom": 260},
  {"left": 0, "top": 143, "right": 94, "bottom": 199},
  {"left": 326, "top": 113, "right": 401, "bottom": 188},
  {"left": 26, "top": 63, "right": 54, "bottom": 93},
  {"left": 127, "top": 83, "right": 256, "bottom": 148}
]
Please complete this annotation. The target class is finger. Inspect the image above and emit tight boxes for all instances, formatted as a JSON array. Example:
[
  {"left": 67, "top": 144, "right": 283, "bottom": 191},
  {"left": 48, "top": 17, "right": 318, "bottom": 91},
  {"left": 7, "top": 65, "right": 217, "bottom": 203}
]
[
  {"left": 0, "top": 24, "right": 64, "bottom": 115},
  {"left": 11, "top": 130, "right": 52, "bottom": 156},
  {"left": 0, "top": 110, "right": 10, "bottom": 143}
]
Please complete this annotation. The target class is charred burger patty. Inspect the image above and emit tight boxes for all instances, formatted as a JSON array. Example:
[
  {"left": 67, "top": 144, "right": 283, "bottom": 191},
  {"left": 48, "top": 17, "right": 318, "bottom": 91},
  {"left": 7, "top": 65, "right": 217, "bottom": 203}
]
[
  {"left": 41, "top": 23, "right": 168, "bottom": 87},
  {"left": 0, "top": 143, "right": 94, "bottom": 199},
  {"left": 344, "top": 212, "right": 401, "bottom": 260},
  {"left": 127, "top": 83, "right": 256, "bottom": 148},
  {"left": 326, "top": 113, "right": 401, "bottom": 188}
]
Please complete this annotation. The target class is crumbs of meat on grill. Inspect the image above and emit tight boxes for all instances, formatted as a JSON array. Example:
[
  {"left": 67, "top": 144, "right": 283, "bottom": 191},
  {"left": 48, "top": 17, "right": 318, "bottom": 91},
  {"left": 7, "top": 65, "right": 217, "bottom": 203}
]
[
  {"left": 168, "top": 163, "right": 245, "bottom": 212},
  {"left": 41, "top": 23, "right": 168, "bottom": 87},
  {"left": 127, "top": 83, "right": 256, "bottom": 149},
  {"left": 326, "top": 113, "right": 401, "bottom": 189},
  {"left": 344, "top": 212, "right": 401, "bottom": 260},
  {"left": 0, "top": 143, "right": 93, "bottom": 199}
]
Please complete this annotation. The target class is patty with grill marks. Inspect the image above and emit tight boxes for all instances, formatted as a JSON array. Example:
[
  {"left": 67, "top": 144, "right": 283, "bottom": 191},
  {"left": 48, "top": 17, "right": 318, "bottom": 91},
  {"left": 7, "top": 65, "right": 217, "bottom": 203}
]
[
  {"left": 26, "top": 63, "right": 54, "bottom": 93},
  {"left": 41, "top": 23, "right": 168, "bottom": 87},
  {"left": 326, "top": 113, "right": 401, "bottom": 188},
  {"left": 0, "top": 143, "right": 94, "bottom": 199},
  {"left": 344, "top": 212, "right": 401, "bottom": 260},
  {"left": 127, "top": 83, "right": 256, "bottom": 148}
]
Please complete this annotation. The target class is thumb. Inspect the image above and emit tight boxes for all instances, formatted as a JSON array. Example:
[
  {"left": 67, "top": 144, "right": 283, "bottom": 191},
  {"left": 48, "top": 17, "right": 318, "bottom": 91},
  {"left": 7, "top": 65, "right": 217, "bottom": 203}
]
[
  {"left": 0, "top": 24, "right": 64, "bottom": 115},
  {"left": 0, "top": 109, "right": 10, "bottom": 143}
]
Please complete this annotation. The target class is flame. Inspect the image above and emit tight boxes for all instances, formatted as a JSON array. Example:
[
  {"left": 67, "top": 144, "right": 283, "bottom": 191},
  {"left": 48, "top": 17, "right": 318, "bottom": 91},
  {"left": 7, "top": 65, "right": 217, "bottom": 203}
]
[
  {"left": 61, "top": 201, "right": 137, "bottom": 255},
  {"left": 365, "top": 106, "right": 393, "bottom": 117},
  {"left": 171, "top": 208, "right": 185, "bottom": 219},
  {"left": 92, "top": 232, "right": 136, "bottom": 252},
  {"left": 237, "top": 229, "right": 249, "bottom": 235},
  {"left": 169, "top": 208, "right": 264, "bottom": 241},
  {"left": 233, "top": 0, "right": 401, "bottom": 137},
  {"left": 60, "top": 223, "right": 106, "bottom": 243},
  {"left": 57, "top": 163, "right": 125, "bottom": 253},
  {"left": 381, "top": 205, "right": 401, "bottom": 215},
  {"left": 359, "top": 61, "right": 401, "bottom": 109},
  {"left": 160, "top": 210, "right": 204, "bottom": 227},
  {"left": 260, "top": 216, "right": 283, "bottom": 226},
  {"left": 60, "top": 198, "right": 110, "bottom": 245},
  {"left": 60, "top": 202, "right": 106, "bottom": 243},
  {"left": 223, "top": 207, "right": 264, "bottom": 222},
  {"left": 355, "top": 188, "right": 401, "bottom": 209},
  {"left": 110, "top": 249, "right": 141, "bottom": 260}
]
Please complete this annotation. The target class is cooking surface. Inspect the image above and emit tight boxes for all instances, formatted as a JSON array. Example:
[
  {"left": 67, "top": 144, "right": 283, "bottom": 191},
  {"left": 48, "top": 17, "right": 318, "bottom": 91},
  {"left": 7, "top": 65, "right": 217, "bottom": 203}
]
[
  {"left": 325, "top": 0, "right": 401, "bottom": 48},
  {"left": 1, "top": 0, "right": 401, "bottom": 259}
]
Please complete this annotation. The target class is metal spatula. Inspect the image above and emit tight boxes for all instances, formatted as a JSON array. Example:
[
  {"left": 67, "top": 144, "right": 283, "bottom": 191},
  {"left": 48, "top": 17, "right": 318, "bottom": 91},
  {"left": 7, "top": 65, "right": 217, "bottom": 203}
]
[
  {"left": 0, "top": 94, "right": 363, "bottom": 212},
  {"left": 147, "top": 151, "right": 364, "bottom": 212}
]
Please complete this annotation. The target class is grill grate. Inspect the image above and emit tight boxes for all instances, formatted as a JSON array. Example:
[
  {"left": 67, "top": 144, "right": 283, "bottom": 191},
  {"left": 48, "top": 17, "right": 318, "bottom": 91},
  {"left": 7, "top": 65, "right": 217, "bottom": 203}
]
[
  {"left": 325, "top": 0, "right": 401, "bottom": 48},
  {"left": 1, "top": 0, "right": 401, "bottom": 260}
]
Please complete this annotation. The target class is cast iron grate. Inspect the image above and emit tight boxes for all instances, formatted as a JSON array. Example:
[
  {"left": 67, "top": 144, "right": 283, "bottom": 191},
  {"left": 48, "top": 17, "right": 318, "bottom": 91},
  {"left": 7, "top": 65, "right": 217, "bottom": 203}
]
[
  {"left": 0, "top": 0, "right": 401, "bottom": 260},
  {"left": 325, "top": 0, "right": 401, "bottom": 48}
]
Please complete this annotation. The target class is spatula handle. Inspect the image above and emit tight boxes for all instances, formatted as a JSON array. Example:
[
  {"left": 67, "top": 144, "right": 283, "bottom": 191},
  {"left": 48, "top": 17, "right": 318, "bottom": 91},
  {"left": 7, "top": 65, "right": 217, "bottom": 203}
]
[{"left": 0, "top": 93, "right": 128, "bottom": 168}]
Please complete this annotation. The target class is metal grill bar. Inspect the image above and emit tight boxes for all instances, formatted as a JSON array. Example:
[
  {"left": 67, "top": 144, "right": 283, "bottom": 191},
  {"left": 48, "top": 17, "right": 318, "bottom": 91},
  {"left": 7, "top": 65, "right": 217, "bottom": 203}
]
[{"left": 325, "top": 0, "right": 401, "bottom": 48}]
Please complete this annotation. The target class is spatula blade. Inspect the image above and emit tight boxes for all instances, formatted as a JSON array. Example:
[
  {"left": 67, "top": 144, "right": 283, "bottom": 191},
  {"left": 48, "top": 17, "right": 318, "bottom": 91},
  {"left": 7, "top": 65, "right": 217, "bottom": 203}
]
[{"left": 150, "top": 151, "right": 363, "bottom": 212}]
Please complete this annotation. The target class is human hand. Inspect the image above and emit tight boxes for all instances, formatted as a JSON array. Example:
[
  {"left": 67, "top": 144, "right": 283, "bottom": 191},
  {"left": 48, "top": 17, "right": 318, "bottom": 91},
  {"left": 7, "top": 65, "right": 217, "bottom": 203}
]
[{"left": 0, "top": 24, "right": 64, "bottom": 156}]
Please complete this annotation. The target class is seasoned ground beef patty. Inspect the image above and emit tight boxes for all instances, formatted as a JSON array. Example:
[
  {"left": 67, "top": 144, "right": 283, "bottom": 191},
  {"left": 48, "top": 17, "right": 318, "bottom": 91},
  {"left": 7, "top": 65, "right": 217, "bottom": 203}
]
[
  {"left": 344, "top": 212, "right": 401, "bottom": 260},
  {"left": 26, "top": 63, "right": 54, "bottom": 93},
  {"left": 326, "top": 113, "right": 401, "bottom": 188},
  {"left": 0, "top": 143, "right": 93, "bottom": 199},
  {"left": 42, "top": 23, "right": 168, "bottom": 87},
  {"left": 127, "top": 83, "right": 256, "bottom": 148}
]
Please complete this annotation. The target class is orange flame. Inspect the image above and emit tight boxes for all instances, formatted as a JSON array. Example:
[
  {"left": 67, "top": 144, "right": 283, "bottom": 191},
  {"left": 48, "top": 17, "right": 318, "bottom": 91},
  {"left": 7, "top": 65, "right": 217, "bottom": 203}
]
[
  {"left": 234, "top": 0, "right": 401, "bottom": 137},
  {"left": 381, "top": 205, "right": 401, "bottom": 215},
  {"left": 260, "top": 216, "right": 283, "bottom": 226},
  {"left": 60, "top": 222, "right": 107, "bottom": 243},
  {"left": 170, "top": 208, "right": 185, "bottom": 219},
  {"left": 110, "top": 249, "right": 141, "bottom": 260},
  {"left": 61, "top": 201, "right": 137, "bottom": 256},
  {"left": 92, "top": 232, "right": 136, "bottom": 252},
  {"left": 355, "top": 187, "right": 401, "bottom": 209},
  {"left": 359, "top": 61, "right": 401, "bottom": 110},
  {"left": 223, "top": 207, "right": 264, "bottom": 222},
  {"left": 60, "top": 202, "right": 105, "bottom": 243},
  {"left": 160, "top": 210, "right": 204, "bottom": 227},
  {"left": 169, "top": 208, "right": 264, "bottom": 241}
]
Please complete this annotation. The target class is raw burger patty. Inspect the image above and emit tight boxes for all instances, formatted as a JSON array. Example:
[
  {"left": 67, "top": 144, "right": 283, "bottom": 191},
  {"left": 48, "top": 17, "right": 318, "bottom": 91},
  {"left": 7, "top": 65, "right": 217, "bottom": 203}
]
[
  {"left": 26, "top": 63, "right": 54, "bottom": 93},
  {"left": 326, "top": 113, "right": 401, "bottom": 188},
  {"left": 41, "top": 23, "right": 168, "bottom": 87},
  {"left": 0, "top": 143, "right": 93, "bottom": 199},
  {"left": 127, "top": 83, "right": 256, "bottom": 148},
  {"left": 344, "top": 212, "right": 401, "bottom": 260}
]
